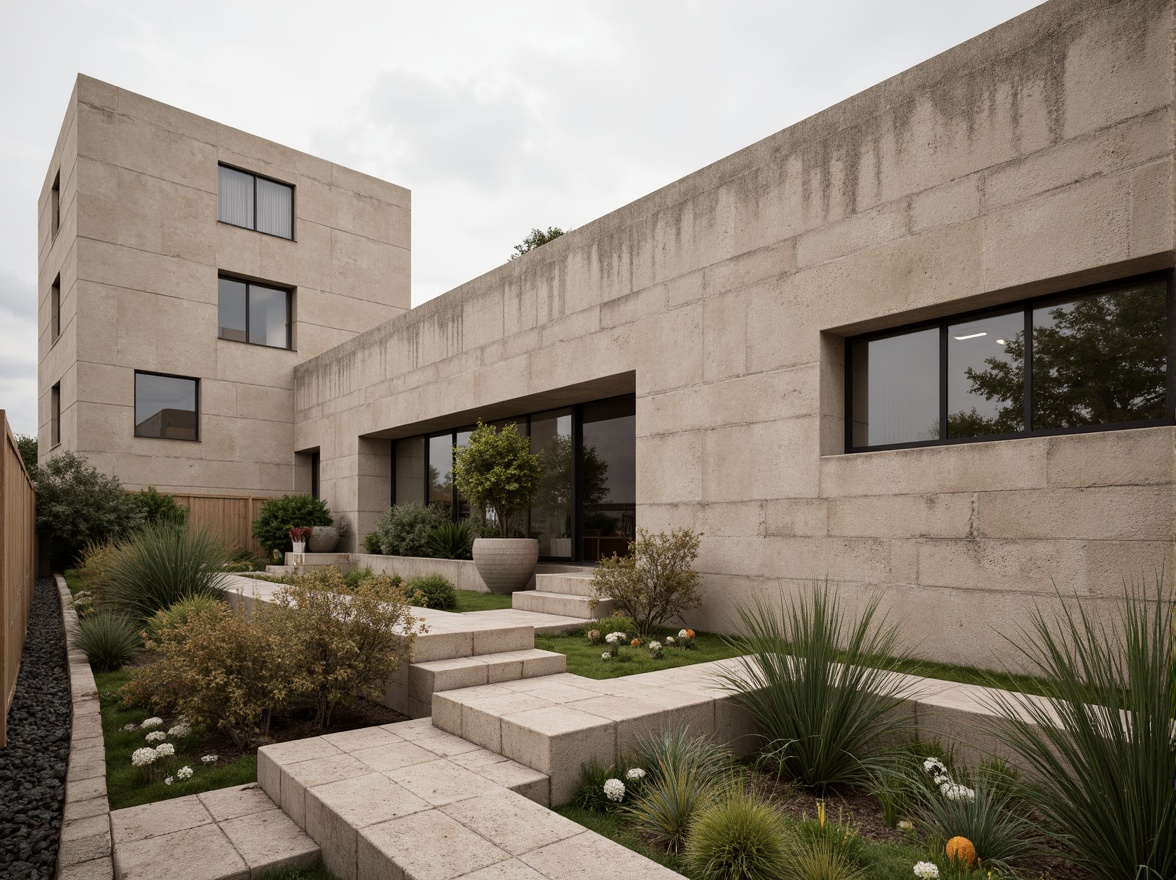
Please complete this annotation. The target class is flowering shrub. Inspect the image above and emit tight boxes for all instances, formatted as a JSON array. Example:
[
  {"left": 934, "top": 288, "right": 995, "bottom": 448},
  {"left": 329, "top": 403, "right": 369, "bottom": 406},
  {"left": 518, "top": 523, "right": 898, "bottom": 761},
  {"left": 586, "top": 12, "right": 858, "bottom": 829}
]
[
  {"left": 913, "top": 862, "right": 940, "bottom": 879},
  {"left": 131, "top": 747, "right": 157, "bottom": 767},
  {"left": 648, "top": 640, "right": 663, "bottom": 659},
  {"left": 140, "top": 717, "right": 163, "bottom": 729},
  {"left": 168, "top": 722, "right": 191, "bottom": 738},
  {"left": 626, "top": 767, "right": 646, "bottom": 782},
  {"left": 145, "top": 731, "right": 166, "bottom": 744},
  {"left": 201, "top": 754, "right": 218, "bottom": 764},
  {"left": 176, "top": 765, "right": 193, "bottom": 781},
  {"left": 590, "top": 529, "right": 702, "bottom": 637},
  {"left": 604, "top": 778, "right": 626, "bottom": 802},
  {"left": 154, "top": 742, "right": 175, "bottom": 757}
]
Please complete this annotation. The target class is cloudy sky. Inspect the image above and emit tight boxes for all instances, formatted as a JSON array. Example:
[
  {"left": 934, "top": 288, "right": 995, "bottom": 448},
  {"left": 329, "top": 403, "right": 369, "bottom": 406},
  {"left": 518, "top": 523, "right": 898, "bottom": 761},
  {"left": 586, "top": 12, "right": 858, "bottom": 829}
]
[{"left": 0, "top": 0, "right": 1042, "bottom": 438}]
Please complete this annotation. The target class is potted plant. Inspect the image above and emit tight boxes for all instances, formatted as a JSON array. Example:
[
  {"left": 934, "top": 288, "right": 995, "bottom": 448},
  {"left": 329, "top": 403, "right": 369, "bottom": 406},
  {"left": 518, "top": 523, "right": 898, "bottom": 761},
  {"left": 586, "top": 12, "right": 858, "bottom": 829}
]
[
  {"left": 289, "top": 526, "right": 312, "bottom": 555},
  {"left": 452, "top": 421, "right": 543, "bottom": 594}
]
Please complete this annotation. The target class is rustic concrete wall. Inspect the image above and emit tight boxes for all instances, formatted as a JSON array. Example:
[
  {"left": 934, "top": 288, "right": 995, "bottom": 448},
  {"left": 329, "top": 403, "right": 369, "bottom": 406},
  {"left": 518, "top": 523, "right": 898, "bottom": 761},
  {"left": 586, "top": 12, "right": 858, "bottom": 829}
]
[
  {"left": 37, "top": 75, "right": 411, "bottom": 496},
  {"left": 294, "top": 0, "right": 1175, "bottom": 668}
]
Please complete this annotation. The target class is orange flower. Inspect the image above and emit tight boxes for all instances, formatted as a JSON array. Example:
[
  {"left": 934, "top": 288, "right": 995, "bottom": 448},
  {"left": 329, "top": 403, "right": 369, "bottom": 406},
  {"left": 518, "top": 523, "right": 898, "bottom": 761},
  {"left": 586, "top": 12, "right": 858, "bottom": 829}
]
[{"left": 631, "top": 638, "right": 642, "bottom": 647}]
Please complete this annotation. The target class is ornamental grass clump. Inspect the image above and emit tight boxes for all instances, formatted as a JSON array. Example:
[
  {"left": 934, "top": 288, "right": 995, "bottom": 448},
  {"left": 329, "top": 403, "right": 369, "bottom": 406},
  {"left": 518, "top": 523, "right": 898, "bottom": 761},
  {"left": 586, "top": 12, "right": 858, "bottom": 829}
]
[
  {"left": 590, "top": 528, "right": 703, "bottom": 637},
  {"left": 685, "top": 785, "right": 791, "bottom": 880},
  {"left": 105, "top": 522, "right": 229, "bottom": 622},
  {"left": 71, "top": 609, "right": 141, "bottom": 672},
  {"left": 718, "top": 582, "right": 914, "bottom": 792},
  {"left": 985, "top": 581, "right": 1175, "bottom": 880}
]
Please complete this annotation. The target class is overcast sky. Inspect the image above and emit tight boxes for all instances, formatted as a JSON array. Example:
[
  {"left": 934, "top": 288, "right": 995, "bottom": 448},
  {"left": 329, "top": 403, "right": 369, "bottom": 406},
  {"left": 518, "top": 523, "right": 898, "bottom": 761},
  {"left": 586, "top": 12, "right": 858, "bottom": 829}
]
[{"left": 0, "top": 0, "right": 1043, "bottom": 439}]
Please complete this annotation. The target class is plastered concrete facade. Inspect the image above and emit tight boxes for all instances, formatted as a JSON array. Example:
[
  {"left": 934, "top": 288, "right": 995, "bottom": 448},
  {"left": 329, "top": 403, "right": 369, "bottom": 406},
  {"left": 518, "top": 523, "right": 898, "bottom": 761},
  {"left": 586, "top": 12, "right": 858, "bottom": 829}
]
[
  {"left": 292, "top": 0, "right": 1176, "bottom": 667},
  {"left": 37, "top": 75, "right": 410, "bottom": 495}
]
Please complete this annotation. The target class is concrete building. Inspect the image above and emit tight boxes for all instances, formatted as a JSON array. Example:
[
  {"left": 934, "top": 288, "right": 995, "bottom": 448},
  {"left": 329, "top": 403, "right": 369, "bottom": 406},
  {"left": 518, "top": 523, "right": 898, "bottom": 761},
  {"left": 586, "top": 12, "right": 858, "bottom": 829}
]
[{"left": 38, "top": 0, "right": 1175, "bottom": 667}]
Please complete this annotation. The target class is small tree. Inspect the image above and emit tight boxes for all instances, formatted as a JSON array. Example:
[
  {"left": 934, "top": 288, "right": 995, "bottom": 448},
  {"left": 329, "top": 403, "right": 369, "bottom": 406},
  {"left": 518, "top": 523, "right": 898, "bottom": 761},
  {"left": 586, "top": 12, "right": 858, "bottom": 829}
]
[
  {"left": 510, "top": 226, "right": 566, "bottom": 260},
  {"left": 15, "top": 434, "right": 38, "bottom": 481},
  {"left": 591, "top": 528, "right": 703, "bottom": 637},
  {"left": 134, "top": 486, "right": 189, "bottom": 526},
  {"left": 451, "top": 421, "right": 543, "bottom": 538},
  {"left": 35, "top": 451, "right": 145, "bottom": 567}
]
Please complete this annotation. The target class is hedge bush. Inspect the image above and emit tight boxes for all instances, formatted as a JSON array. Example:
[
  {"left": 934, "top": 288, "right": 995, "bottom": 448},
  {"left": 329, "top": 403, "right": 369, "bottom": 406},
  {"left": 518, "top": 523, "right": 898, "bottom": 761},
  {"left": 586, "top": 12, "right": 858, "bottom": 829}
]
[
  {"left": 35, "top": 452, "right": 145, "bottom": 567},
  {"left": 369, "top": 502, "right": 448, "bottom": 557},
  {"left": 405, "top": 573, "right": 457, "bottom": 610},
  {"left": 252, "top": 494, "right": 333, "bottom": 556}
]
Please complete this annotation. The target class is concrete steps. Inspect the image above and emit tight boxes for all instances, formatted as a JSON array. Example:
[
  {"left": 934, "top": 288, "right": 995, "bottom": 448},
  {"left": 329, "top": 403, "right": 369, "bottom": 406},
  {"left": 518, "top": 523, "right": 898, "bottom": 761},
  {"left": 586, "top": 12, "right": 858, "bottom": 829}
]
[
  {"left": 406, "top": 649, "right": 567, "bottom": 719},
  {"left": 512, "top": 570, "right": 609, "bottom": 619}
]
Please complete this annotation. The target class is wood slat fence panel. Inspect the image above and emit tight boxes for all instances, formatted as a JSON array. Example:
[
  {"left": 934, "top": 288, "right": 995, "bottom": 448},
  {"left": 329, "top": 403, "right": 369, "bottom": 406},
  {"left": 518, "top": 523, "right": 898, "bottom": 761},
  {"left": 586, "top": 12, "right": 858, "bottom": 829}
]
[
  {"left": 170, "top": 494, "right": 274, "bottom": 558},
  {"left": 0, "top": 411, "right": 37, "bottom": 748}
]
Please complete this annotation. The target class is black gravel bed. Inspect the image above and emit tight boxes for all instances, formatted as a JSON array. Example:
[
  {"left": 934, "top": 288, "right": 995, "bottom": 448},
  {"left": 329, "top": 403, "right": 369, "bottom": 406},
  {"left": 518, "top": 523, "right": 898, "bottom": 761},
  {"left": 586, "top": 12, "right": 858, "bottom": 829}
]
[{"left": 0, "top": 577, "right": 71, "bottom": 879}]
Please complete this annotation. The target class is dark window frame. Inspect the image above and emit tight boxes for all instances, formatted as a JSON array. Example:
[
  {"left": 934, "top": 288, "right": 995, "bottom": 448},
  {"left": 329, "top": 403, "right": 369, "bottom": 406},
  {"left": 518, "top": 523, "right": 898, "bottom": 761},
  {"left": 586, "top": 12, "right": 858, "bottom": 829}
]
[
  {"left": 133, "top": 370, "right": 200, "bottom": 442},
  {"left": 50, "top": 382, "right": 60, "bottom": 448},
  {"left": 50, "top": 274, "right": 61, "bottom": 342},
  {"left": 217, "top": 274, "right": 293, "bottom": 350},
  {"left": 845, "top": 272, "right": 1176, "bottom": 452},
  {"left": 216, "top": 163, "right": 295, "bottom": 240},
  {"left": 50, "top": 171, "right": 60, "bottom": 238}
]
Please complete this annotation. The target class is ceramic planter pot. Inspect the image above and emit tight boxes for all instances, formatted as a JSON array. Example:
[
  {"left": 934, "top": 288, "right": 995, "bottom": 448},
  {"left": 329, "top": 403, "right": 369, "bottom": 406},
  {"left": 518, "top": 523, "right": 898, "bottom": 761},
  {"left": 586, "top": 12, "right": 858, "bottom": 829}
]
[
  {"left": 308, "top": 525, "right": 340, "bottom": 552},
  {"left": 291, "top": 541, "right": 306, "bottom": 555},
  {"left": 472, "top": 538, "right": 539, "bottom": 594}
]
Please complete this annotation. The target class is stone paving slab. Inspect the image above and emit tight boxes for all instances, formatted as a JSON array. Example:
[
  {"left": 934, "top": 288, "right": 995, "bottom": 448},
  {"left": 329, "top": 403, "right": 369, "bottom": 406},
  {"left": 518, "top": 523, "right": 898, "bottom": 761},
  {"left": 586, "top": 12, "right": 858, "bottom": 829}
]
[{"left": 110, "top": 784, "right": 319, "bottom": 880}]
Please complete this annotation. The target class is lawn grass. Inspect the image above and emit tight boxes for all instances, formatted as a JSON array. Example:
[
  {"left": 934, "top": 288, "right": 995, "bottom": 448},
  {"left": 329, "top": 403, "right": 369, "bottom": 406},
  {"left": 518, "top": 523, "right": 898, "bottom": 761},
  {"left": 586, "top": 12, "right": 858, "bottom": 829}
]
[
  {"left": 95, "top": 670, "right": 257, "bottom": 810},
  {"left": 535, "top": 627, "right": 740, "bottom": 680},
  {"left": 63, "top": 568, "right": 83, "bottom": 595},
  {"left": 554, "top": 804, "right": 687, "bottom": 872},
  {"left": 453, "top": 589, "right": 513, "bottom": 613},
  {"left": 254, "top": 864, "right": 341, "bottom": 880}
]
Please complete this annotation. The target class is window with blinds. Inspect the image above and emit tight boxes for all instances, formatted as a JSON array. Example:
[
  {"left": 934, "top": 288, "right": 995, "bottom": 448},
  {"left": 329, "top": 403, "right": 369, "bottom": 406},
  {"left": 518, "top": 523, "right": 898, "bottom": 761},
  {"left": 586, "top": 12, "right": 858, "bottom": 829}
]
[{"left": 217, "top": 165, "right": 293, "bottom": 239}]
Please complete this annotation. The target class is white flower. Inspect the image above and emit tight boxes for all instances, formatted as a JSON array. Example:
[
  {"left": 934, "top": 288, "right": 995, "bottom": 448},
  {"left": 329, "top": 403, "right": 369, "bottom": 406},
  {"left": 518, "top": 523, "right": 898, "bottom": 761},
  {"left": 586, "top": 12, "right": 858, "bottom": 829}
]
[
  {"left": 145, "top": 731, "right": 166, "bottom": 744},
  {"left": 131, "top": 747, "right": 157, "bottom": 767},
  {"left": 164, "top": 776, "right": 174, "bottom": 786},
  {"left": 922, "top": 757, "right": 947, "bottom": 775},
  {"left": 601, "top": 652, "right": 611, "bottom": 661},
  {"left": 678, "top": 629, "right": 688, "bottom": 638},
  {"left": 154, "top": 742, "right": 176, "bottom": 757},
  {"left": 605, "top": 631, "right": 627, "bottom": 645},
  {"left": 897, "top": 820, "right": 914, "bottom": 831},
  {"left": 913, "top": 862, "right": 940, "bottom": 880},
  {"left": 648, "top": 641, "right": 662, "bottom": 651},
  {"left": 176, "top": 765, "right": 193, "bottom": 780},
  {"left": 625, "top": 768, "right": 646, "bottom": 782},
  {"left": 201, "top": 754, "right": 218, "bottom": 764},
  {"left": 168, "top": 722, "right": 192, "bottom": 738},
  {"left": 603, "top": 778, "right": 626, "bottom": 802},
  {"left": 933, "top": 773, "right": 949, "bottom": 786},
  {"left": 939, "top": 782, "right": 975, "bottom": 802},
  {"left": 665, "top": 636, "right": 676, "bottom": 645},
  {"left": 140, "top": 717, "right": 164, "bottom": 730},
  {"left": 123, "top": 723, "right": 137, "bottom": 732}
]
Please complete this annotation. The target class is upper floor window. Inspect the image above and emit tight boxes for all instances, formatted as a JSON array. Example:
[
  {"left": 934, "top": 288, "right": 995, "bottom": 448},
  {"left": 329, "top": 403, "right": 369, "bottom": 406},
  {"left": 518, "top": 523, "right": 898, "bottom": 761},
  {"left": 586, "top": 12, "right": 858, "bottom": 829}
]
[
  {"left": 217, "top": 276, "right": 291, "bottom": 349},
  {"left": 847, "top": 275, "right": 1173, "bottom": 451},
  {"left": 135, "top": 371, "right": 199, "bottom": 441},
  {"left": 50, "top": 275, "right": 61, "bottom": 342},
  {"left": 217, "top": 164, "right": 293, "bottom": 239},
  {"left": 51, "top": 172, "right": 60, "bottom": 237},
  {"left": 50, "top": 382, "right": 61, "bottom": 447}
]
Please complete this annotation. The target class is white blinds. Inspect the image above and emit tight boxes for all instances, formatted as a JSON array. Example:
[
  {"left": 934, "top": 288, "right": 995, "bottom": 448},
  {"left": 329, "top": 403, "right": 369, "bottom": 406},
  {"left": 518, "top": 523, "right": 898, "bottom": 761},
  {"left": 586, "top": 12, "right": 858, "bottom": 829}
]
[
  {"left": 256, "top": 177, "right": 293, "bottom": 238},
  {"left": 217, "top": 166, "right": 254, "bottom": 228}
]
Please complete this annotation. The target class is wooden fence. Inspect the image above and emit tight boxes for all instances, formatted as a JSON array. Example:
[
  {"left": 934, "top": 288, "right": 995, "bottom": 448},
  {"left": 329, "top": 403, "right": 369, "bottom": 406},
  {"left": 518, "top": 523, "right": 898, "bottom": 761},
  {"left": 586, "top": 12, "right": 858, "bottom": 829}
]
[
  {"left": 1, "top": 411, "right": 37, "bottom": 748},
  {"left": 171, "top": 493, "right": 275, "bottom": 558}
]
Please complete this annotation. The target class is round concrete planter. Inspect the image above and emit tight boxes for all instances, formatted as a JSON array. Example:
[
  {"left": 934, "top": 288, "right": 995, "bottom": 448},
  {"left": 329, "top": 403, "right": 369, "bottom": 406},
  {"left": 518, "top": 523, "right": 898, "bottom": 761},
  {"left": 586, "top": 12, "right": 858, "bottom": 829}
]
[
  {"left": 472, "top": 538, "right": 539, "bottom": 594},
  {"left": 308, "top": 525, "right": 340, "bottom": 552}
]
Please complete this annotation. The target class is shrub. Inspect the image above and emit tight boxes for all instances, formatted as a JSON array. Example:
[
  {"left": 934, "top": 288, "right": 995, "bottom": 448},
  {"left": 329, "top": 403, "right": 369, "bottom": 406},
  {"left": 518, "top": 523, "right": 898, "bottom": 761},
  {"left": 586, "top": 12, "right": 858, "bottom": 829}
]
[
  {"left": 627, "top": 727, "right": 732, "bottom": 852},
  {"left": 685, "top": 786, "right": 791, "bottom": 880},
  {"left": 451, "top": 421, "right": 542, "bottom": 538},
  {"left": 780, "top": 833, "right": 865, "bottom": 880},
  {"left": 426, "top": 520, "right": 474, "bottom": 559},
  {"left": 133, "top": 486, "right": 189, "bottom": 526},
  {"left": 717, "top": 582, "right": 913, "bottom": 792},
  {"left": 590, "top": 528, "right": 703, "bottom": 637},
  {"left": 123, "top": 600, "right": 297, "bottom": 748},
  {"left": 78, "top": 539, "right": 124, "bottom": 600},
  {"left": 270, "top": 568, "right": 424, "bottom": 728},
  {"left": 71, "top": 609, "right": 141, "bottom": 672},
  {"left": 106, "top": 522, "right": 229, "bottom": 622},
  {"left": 370, "top": 502, "right": 448, "bottom": 557},
  {"left": 251, "top": 494, "right": 332, "bottom": 556},
  {"left": 361, "top": 531, "right": 382, "bottom": 554},
  {"left": 35, "top": 451, "right": 145, "bottom": 567},
  {"left": 15, "top": 433, "right": 37, "bottom": 481},
  {"left": 144, "top": 595, "right": 225, "bottom": 644},
  {"left": 405, "top": 573, "right": 457, "bottom": 610},
  {"left": 985, "top": 582, "right": 1175, "bottom": 880}
]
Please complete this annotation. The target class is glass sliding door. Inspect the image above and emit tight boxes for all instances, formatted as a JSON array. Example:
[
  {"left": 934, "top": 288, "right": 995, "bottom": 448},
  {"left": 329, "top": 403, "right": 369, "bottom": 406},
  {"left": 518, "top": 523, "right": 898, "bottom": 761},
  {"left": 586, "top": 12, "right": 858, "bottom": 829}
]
[
  {"left": 428, "top": 434, "right": 455, "bottom": 514},
  {"left": 580, "top": 396, "right": 636, "bottom": 561},
  {"left": 530, "top": 409, "right": 573, "bottom": 558}
]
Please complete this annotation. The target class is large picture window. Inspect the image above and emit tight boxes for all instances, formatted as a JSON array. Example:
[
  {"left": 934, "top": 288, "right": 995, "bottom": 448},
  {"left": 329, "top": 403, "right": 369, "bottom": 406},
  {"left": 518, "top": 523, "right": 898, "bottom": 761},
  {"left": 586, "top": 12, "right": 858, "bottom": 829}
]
[
  {"left": 217, "top": 165, "right": 293, "bottom": 239},
  {"left": 218, "top": 276, "right": 291, "bottom": 349},
  {"left": 847, "top": 275, "right": 1173, "bottom": 451},
  {"left": 135, "top": 372, "right": 199, "bottom": 441}
]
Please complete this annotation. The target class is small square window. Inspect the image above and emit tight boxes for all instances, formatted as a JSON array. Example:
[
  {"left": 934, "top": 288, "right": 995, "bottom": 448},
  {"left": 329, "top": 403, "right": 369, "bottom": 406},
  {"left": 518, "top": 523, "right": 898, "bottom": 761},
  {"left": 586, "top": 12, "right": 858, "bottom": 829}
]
[
  {"left": 51, "top": 275, "right": 61, "bottom": 341},
  {"left": 217, "top": 165, "right": 293, "bottom": 239},
  {"left": 218, "top": 276, "right": 291, "bottom": 349},
  {"left": 134, "top": 372, "right": 199, "bottom": 441},
  {"left": 50, "top": 383, "right": 61, "bottom": 447}
]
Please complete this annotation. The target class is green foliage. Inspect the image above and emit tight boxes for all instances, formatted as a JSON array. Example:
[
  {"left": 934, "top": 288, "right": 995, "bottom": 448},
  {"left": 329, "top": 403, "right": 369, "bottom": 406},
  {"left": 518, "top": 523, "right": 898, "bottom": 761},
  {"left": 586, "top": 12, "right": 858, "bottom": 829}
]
[
  {"left": 718, "top": 582, "right": 913, "bottom": 793},
  {"left": 404, "top": 573, "right": 457, "bottom": 610},
  {"left": 361, "top": 531, "right": 381, "bottom": 554},
  {"left": 451, "top": 421, "right": 542, "bottom": 538},
  {"left": 123, "top": 600, "right": 298, "bottom": 748},
  {"left": 590, "top": 529, "right": 703, "bottom": 637},
  {"left": 144, "top": 595, "right": 225, "bottom": 644},
  {"left": 426, "top": 520, "right": 474, "bottom": 559},
  {"left": 270, "top": 568, "right": 423, "bottom": 728},
  {"left": 251, "top": 494, "right": 332, "bottom": 556},
  {"left": 685, "top": 786, "right": 791, "bottom": 880},
  {"left": 572, "top": 755, "right": 641, "bottom": 813},
  {"left": 626, "top": 727, "right": 732, "bottom": 852},
  {"left": 35, "top": 451, "right": 145, "bottom": 567},
  {"left": 133, "top": 486, "right": 189, "bottom": 526},
  {"left": 105, "top": 523, "right": 228, "bottom": 622},
  {"left": 509, "top": 226, "right": 566, "bottom": 260},
  {"left": 15, "top": 433, "right": 37, "bottom": 480},
  {"left": 371, "top": 502, "right": 449, "bottom": 556},
  {"left": 985, "top": 582, "right": 1175, "bottom": 880},
  {"left": 78, "top": 539, "right": 124, "bottom": 601},
  {"left": 780, "top": 832, "right": 865, "bottom": 880},
  {"left": 71, "top": 609, "right": 141, "bottom": 672}
]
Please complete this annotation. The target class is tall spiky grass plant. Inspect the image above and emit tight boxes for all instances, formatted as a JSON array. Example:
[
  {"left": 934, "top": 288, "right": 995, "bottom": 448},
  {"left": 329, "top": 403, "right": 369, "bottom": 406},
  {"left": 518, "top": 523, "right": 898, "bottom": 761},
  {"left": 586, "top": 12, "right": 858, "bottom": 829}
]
[
  {"left": 106, "top": 522, "right": 229, "bottom": 621},
  {"left": 985, "top": 583, "right": 1174, "bottom": 880},
  {"left": 717, "top": 583, "right": 914, "bottom": 792},
  {"left": 71, "top": 609, "right": 141, "bottom": 671}
]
